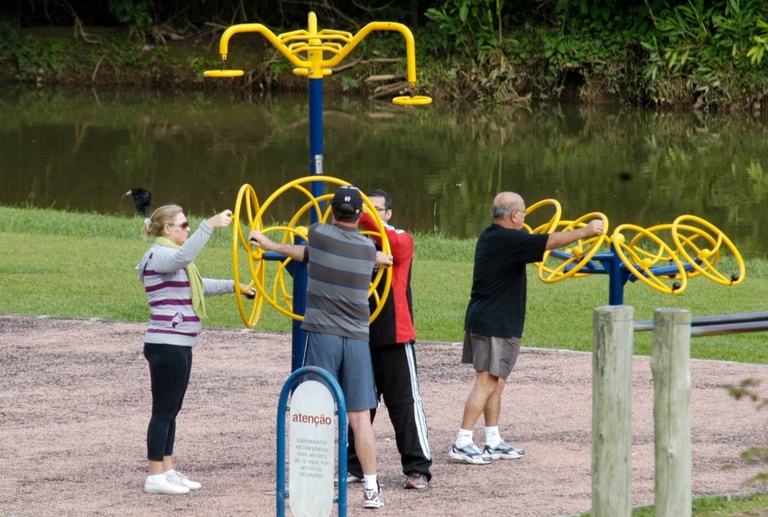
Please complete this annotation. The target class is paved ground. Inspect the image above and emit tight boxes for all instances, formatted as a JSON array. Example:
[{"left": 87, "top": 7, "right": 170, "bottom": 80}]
[{"left": 1, "top": 313, "right": 768, "bottom": 516}]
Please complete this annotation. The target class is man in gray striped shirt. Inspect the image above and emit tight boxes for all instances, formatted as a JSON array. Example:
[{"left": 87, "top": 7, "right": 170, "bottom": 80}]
[{"left": 249, "top": 185, "right": 393, "bottom": 509}]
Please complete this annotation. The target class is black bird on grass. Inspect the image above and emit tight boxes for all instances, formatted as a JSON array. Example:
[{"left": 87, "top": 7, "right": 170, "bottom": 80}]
[{"left": 124, "top": 188, "right": 152, "bottom": 216}]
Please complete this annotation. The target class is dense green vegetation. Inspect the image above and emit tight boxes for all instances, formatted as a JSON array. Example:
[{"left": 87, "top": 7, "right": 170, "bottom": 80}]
[{"left": 2, "top": 1, "right": 768, "bottom": 109}]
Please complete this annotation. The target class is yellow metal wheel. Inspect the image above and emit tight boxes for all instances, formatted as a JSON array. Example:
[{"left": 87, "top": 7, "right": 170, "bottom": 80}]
[
  {"left": 671, "top": 215, "right": 745, "bottom": 285},
  {"left": 237, "top": 176, "right": 392, "bottom": 323},
  {"left": 232, "top": 184, "right": 265, "bottom": 328},
  {"left": 537, "top": 212, "right": 609, "bottom": 284},
  {"left": 523, "top": 198, "right": 562, "bottom": 235},
  {"left": 611, "top": 224, "right": 687, "bottom": 294}
]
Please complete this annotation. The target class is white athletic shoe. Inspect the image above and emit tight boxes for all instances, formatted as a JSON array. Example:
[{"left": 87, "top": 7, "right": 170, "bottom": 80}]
[
  {"left": 166, "top": 470, "right": 202, "bottom": 490},
  {"left": 144, "top": 475, "right": 190, "bottom": 495},
  {"left": 334, "top": 473, "right": 363, "bottom": 484},
  {"left": 448, "top": 442, "right": 492, "bottom": 465},
  {"left": 483, "top": 440, "right": 525, "bottom": 460},
  {"left": 363, "top": 481, "right": 384, "bottom": 509}
]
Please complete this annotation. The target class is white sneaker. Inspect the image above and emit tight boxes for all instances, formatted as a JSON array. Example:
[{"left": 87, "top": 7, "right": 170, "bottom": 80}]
[
  {"left": 484, "top": 440, "right": 525, "bottom": 460},
  {"left": 166, "top": 470, "right": 202, "bottom": 490},
  {"left": 334, "top": 473, "right": 362, "bottom": 484},
  {"left": 144, "top": 475, "right": 190, "bottom": 495},
  {"left": 448, "top": 442, "right": 492, "bottom": 465},
  {"left": 363, "top": 482, "right": 384, "bottom": 509}
]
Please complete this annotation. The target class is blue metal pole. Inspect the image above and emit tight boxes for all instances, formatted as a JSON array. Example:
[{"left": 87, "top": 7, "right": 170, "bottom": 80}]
[
  {"left": 607, "top": 244, "right": 625, "bottom": 306},
  {"left": 290, "top": 76, "right": 325, "bottom": 372},
  {"left": 290, "top": 263, "right": 307, "bottom": 373},
  {"left": 309, "top": 77, "right": 324, "bottom": 182},
  {"left": 309, "top": 76, "right": 325, "bottom": 217}
]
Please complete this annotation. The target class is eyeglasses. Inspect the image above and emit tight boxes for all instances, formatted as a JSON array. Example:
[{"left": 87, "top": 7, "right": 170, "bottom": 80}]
[
  {"left": 373, "top": 206, "right": 388, "bottom": 213},
  {"left": 170, "top": 221, "right": 190, "bottom": 229},
  {"left": 514, "top": 210, "right": 527, "bottom": 217}
]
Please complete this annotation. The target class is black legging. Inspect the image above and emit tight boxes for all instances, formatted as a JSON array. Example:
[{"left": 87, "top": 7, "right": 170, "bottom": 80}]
[{"left": 144, "top": 343, "right": 193, "bottom": 461}]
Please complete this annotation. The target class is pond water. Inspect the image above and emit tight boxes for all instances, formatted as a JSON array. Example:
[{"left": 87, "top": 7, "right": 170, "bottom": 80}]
[{"left": 1, "top": 85, "right": 767, "bottom": 259}]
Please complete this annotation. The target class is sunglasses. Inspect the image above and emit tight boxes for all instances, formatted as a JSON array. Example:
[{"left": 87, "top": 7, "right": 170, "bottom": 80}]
[{"left": 170, "top": 221, "right": 190, "bottom": 229}]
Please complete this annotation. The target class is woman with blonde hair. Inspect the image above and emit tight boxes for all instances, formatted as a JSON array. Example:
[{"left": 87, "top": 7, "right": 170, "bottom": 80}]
[{"left": 136, "top": 204, "right": 254, "bottom": 495}]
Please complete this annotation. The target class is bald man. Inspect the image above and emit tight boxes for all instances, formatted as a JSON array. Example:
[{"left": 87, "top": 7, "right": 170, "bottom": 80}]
[{"left": 449, "top": 192, "right": 603, "bottom": 464}]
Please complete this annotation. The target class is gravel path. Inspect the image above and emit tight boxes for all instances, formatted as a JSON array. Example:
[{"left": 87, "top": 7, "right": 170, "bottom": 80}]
[{"left": 1, "top": 313, "right": 767, "bottom": 517}]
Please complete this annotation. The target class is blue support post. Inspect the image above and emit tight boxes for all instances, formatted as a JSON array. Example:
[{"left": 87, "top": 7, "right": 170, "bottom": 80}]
[
  {"left": 552, "top": 248, "right": 632, "bottom": 306},
  {"left": 290, "top": 263, "right": 308, "bottom": 373},
  {"left": 606, "top": 245, "right": 626, "bottom": 306},
  {"left": 309, "top": 77, "right": 324, "bottom": 180},
  {"left": 289, "top": 77, "right": 325, "bottom": 372}
]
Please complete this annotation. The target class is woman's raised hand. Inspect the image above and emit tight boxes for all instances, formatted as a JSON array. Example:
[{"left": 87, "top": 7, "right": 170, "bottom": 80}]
[{"left": 206, "top": 209, "right": 234, "bottom": 229}]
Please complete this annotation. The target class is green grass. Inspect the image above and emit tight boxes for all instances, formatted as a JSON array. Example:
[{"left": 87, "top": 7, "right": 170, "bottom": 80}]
[
  {"left": 688, "top": 493, "right": 768, "bottom": 516},
  {"left": 2, "top": 204, "right": 768, "bottom": 363},
  {"left": 3, "top": 205, "right": 768, "bottom": 516},
  {"left": 576, "top": 491, "right": 768, "bottom": 516}
]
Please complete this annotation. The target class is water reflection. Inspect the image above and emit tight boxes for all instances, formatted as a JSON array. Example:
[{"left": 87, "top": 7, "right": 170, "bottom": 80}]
[{"left": 1, "top": 86, "right": 767, "bottom": 258}]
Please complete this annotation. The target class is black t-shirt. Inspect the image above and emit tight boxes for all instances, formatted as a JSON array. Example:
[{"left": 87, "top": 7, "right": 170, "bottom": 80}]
[{"left": 464, "top": 224, "right": 549, "bottom": 338}]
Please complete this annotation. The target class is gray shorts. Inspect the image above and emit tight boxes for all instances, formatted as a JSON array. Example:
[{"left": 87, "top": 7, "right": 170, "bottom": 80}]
[
  {"left": 462, "top": 332, "right": 521, "bottom": 380},
  {"left": 304, "top": 331, "right": 377, "bottom": 411}
]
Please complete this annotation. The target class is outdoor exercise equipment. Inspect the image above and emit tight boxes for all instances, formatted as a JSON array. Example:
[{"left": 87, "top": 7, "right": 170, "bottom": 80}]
[
  {"left": 205, "top": 12, "right": 431, "bottom": 371},
  {"left": 611, "top": 224, "right": 688, "bottom": 295},
  {"left": 523, "top": 200, "right": 745, "bottom": 305},
  {"left": 524, "top": 198, "right": 562, "bottom": 235},
  {"left": 671, "top": 215, "right": 745, "bottom": 285},
  {"left": 232, "top": 183, "right": 265, "bottom": 328},
  {"left": 634, "top": 311, "right": 768, "bottom": 336},
  {"left": 524, "top": 201, "right": 609, "bottom": 282},
  {"left": 537, "top": 212, "right": 610, "bottom": 284},
  {"left": 203, "top": 12, "right": 432, "bottom": 107},
  {"left": 232, "top": 176, "right": 392, "bottom": 328}
]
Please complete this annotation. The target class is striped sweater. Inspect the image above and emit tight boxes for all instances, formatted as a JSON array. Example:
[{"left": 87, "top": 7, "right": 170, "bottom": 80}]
[
  {"left": 136, "top": 220, "right": 234, "bottom": 347},
  {"left": 301, "top": 222, "right": 376, "bottom": 341}
]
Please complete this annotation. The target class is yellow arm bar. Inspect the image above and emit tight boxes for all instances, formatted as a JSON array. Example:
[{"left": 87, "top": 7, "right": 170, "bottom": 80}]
[
  {"left": 217, "top": 24, "right": 312, "bottom": 70},
  {"left": 216, "top": 20, "right": 419, "bottom": 88},
  {"left": 323, "top": 22, "right": 418, "bottom": 88}
]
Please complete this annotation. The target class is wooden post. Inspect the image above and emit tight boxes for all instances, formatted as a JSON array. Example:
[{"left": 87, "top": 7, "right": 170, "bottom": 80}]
[
  {"left": 592, "top": 305, "right": 634, "bottom": 517},
  {"left": 652, "top": 308, "right": 692, "bottom": 517}
]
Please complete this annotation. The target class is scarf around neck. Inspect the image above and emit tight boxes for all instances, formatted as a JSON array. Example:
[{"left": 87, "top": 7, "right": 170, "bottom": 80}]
[{"left": 154, "top": 236, "right": 207, "bottom": 319}]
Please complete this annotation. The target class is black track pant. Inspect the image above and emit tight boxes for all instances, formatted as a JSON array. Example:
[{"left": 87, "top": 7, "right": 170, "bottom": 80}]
[
  {"left": 347, "top": 343, "right": 432, "bottom": 480},
  {"left": 144, "top": 343, "right": 193, "bottom": 462}
]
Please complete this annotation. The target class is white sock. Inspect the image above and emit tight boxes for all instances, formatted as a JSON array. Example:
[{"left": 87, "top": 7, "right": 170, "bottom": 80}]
[
  {"left": 485, "top": 426, "right": 501, "bottom": 448},
  {"left": 147, "top": 474, "right": 165, "bottom": 483},
  {"left": 363, "top": 474, "right": 378, "bottom": 491},
  {"left": 456, "top": 428, "right": 473, "bottom": 448},
  {"left": 164, "top": 469, "right": 176, "bottom": 477}
]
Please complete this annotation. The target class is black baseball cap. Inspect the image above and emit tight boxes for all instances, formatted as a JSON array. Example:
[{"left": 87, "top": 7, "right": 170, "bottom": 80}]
[{"left": 331, "top": 186, "right": 363, "bottom": 215}]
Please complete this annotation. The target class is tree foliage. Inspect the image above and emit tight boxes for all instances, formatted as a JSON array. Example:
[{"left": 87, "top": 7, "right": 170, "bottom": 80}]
[
  {"left": 2, "top": 0, "right": 768, "bottom": 109},
  {"left": 0, "top": 0, "right": 431, "bottom": 30},
  {"left": 642, "top": 0, "right": 768, "bottom": 107}
]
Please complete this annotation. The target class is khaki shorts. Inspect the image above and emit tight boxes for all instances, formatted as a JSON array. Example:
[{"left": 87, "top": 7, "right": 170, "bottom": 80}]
[{"left": 462, "top": 332, "right": 521, "bottom": 380}]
